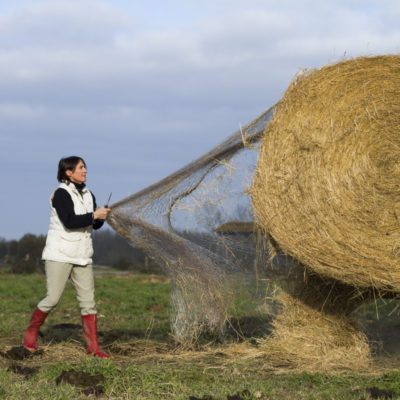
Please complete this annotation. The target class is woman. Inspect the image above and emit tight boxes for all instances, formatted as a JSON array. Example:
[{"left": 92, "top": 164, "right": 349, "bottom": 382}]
[{"left": 23, "top": 156, "right": 111, "bottom": 358}]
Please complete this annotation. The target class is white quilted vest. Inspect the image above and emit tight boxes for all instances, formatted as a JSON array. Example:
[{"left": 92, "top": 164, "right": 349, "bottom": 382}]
[{"left": 42, "top": 182, "right": 94, "bottom": 265}]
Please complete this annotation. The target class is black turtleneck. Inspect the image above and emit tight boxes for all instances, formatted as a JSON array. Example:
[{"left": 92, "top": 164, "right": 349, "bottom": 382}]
[{"left": 52, "top": 182, "right": 104, "bottom": 230}]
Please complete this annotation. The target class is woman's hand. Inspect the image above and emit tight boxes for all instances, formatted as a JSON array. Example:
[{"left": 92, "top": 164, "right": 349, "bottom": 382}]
[{"left": 94, "top": 206, "right": 111, "bottom": 220}]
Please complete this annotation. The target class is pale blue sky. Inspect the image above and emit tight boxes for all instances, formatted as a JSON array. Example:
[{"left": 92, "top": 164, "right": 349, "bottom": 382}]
[{"left": 1, "top": 0, "right": 400, "bottom": 239}]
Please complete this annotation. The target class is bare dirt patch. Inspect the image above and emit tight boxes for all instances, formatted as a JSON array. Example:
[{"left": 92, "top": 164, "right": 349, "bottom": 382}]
[
  {"left": 366, "top": 386, "right": 395, "bottom": 399},
  {"left": 0, "top": 346, "right": 43, "bottom": 360},
  {"left": 56, "top": 369, "right": 106, "bottom": 397},
  {"left": 7, "top": 363, "right": 39, "bottom": 379}
]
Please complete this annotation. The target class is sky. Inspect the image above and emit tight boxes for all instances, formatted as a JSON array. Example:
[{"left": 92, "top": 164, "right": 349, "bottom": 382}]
[{"left": 1, "top": 0, "right": 400, "bottom": 239}]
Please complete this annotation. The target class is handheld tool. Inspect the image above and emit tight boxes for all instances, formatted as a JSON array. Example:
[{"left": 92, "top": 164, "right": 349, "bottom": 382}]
[{"left": 105, "top": 192, "right": 112, "bottom": 208}]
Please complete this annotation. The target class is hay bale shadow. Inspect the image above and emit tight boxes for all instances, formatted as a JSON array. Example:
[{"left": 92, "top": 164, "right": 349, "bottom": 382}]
[
  {"left": 41, "top": 323, "right": 82, "bottom": 344},
  {"left": 226, "top": 316, "right": 273, "bottom": 341},
  {"left": 357, "top": 315, "right": 400, "bottom": 357},
  {"left": 42, "top": 324, "right": 152, "bottom": 348},
  {"left": 101, "top": 328, "right": 143, "bottom": 345}
]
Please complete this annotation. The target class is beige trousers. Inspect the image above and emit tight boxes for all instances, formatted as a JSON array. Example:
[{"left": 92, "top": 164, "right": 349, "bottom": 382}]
[{"left": 37, "top": 260, "right": 97, "bottom": 315}]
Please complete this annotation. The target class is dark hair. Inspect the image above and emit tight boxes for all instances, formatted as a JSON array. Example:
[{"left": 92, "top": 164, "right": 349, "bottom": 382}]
[{"left": 57, "top": 156, "right": 86, "bottom": 182}]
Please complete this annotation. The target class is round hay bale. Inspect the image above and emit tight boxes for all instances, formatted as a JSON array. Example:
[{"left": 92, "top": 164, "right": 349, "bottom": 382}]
[{"left": 251, "top": 55, "right": 400, "bottom": 291}]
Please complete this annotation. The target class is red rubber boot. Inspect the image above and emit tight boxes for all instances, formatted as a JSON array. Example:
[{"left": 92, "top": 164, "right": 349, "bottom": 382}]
[
  {"left": 82, "top": 314, "right": 109, "bottom": 359},
  {"left": 23, "top": 307, "right": 48, "bottom": 352}
]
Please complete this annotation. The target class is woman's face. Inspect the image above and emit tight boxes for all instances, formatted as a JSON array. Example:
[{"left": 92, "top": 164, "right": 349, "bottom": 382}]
[{"left": 66, "top": 160, "right": 87, "bottom": 184}]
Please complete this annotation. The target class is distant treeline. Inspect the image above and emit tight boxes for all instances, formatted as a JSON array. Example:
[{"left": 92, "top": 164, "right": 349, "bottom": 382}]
[
  {"left": 92, "top": 229, "right": 161, "bottom": 273},
  {"left": 0, "top": 230, "right": 161, "bottom": 274}
]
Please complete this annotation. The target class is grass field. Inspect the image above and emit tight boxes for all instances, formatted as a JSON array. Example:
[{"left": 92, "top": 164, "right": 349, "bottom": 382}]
[{"left": 1, "top": 271, "right": 400, "bottom": 399}]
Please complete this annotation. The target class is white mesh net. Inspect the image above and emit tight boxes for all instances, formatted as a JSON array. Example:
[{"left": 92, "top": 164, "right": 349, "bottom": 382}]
[{"left": 107, "top": 106, "right": 280, "bottom": 342}]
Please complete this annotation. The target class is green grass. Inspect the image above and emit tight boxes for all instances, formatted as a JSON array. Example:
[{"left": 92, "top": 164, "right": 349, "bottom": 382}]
[{"left": 1, "top": 271, "right": 400, "bottom": 399}]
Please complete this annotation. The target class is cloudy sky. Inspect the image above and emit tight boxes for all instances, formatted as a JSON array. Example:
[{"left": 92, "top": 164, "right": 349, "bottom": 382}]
[{"left": 1, "top": 0, "right": 399, "bottom": 239}]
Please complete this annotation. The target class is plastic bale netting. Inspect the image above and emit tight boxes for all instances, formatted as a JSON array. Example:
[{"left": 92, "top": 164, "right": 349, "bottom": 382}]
[{"left": 107, "top": 108, "right": 277, "bottom": 343}]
